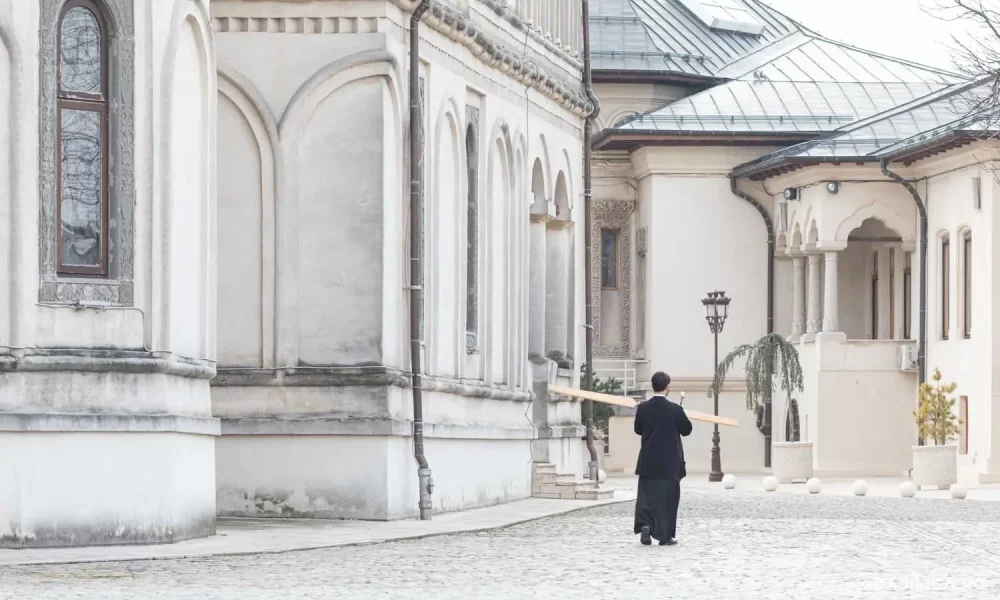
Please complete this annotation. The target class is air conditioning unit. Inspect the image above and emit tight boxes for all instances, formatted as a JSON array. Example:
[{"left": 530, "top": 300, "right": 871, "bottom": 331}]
[{"left": 898, "top": 344, "right": 918, "bottom": 372}]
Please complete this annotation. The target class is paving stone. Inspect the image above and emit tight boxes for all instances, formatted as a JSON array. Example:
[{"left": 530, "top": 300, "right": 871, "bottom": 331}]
[{"left": 3, "top": 488, "right": 1000, "bottom": 599}]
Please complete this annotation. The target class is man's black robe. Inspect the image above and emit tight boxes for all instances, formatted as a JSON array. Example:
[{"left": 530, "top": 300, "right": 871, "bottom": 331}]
[{"left": 632, "top": 395, "right": 693, "bottom": 542}]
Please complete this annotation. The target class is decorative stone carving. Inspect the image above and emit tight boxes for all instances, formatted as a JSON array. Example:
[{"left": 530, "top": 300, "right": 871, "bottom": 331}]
[
  {"left": 39, "top": 0, "right": 135, "bottom": 305},
  {"left": 213, "top": 2, "right": 594, "bottom": 117},
  {"left": 591, "top": 200, "right": 634, "bottom": 358}
]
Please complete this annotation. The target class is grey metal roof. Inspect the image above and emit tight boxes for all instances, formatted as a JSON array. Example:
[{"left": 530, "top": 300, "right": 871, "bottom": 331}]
[
  {"left": 590, "top": 0, "right": 800, "bottom": 75},
  {"left": 612, "top": 35, "right": 961, "bottom": 133},
  {"left": 731, "top": 80, "right": 992, "bottom": 176}
]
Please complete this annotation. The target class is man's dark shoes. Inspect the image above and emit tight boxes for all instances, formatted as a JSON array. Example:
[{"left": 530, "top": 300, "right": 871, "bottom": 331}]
[
  {"left": 659, "top": 537, "right": 677, "bottom": 546},
  {"left": 640, "top": 526, "right": 652, "bottom": 546}
]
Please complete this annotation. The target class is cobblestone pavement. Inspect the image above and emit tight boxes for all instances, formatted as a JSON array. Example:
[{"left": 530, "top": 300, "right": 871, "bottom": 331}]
[{"left": 3, "top": 488, "right": 1000, "bottom": 599}]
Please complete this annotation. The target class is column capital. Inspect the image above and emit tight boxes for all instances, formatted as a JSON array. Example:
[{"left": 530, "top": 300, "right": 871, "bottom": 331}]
[
  {"left": 816, "top": 241, "right": 848, "bottom": 252},
  {"left": 546, "top": 218, "right": 574, "bottom": 230}
]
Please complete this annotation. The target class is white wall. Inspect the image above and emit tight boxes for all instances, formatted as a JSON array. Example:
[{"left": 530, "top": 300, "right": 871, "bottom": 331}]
[{"left": 923, "top": 161, "right": 995, "bottom": 475}]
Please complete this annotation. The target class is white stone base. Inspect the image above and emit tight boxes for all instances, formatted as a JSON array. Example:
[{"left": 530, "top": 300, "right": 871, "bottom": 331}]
[
  {"left": 773, "top": 442, "right": 814, "bottom": 483},
  {"left": 0, "top": 431, "right": 217, "bottom": 548},
  {"left": 912, "top": 445, "right": 958, "bottom": 490},
  {"left": 216, "top": 431, "right": 534, "bottom": 520}
]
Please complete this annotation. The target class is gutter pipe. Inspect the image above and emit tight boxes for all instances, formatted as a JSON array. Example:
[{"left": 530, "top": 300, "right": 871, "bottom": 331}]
[
  {"left": 582, "top": 0, "right": 601, "bottom": 481},
  {"left": 409, "top": 0, "right": 433, "bottom": 520},
  {"left": 881, "top": 159, "right": 928, "bottom": 445},
  {"left": 729, "top": 177, "right": 775, "bottom": 468}
]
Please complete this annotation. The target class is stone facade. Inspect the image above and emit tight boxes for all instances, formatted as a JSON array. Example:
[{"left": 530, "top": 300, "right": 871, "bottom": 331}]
[
  {"left": 0, "top": 0, "right": 587, "bottom": 546},
  {"left": 0, "top": 0, "right": 218, "bottom": 547}
]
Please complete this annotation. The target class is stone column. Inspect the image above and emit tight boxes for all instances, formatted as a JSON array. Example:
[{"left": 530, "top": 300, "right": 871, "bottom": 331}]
[
  {"left": 806, "top": 253, "right": 821, "bottom": 335},
  {"left": 545, "top": 221, "right": 571, "bottom": 362},
  {"left": 529, "top": 214, "right": 549, "bottom": 359},
  {"left": 822, "top": 251, "right": 840, "bottom": 333},
  {"left": 791, "top": 256, "right": 806, "bottom": 338}
]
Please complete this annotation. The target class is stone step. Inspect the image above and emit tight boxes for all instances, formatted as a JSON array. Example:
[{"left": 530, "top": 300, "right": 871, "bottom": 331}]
[
  {"left": 575, "top": 488, "right": 615, "bottom": 501},
  {"left": 533, "top": 472, "right": 559, "bottom": 484}
]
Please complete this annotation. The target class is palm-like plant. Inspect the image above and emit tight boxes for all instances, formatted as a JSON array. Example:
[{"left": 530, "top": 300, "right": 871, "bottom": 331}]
[{"left": 708, "top": 332, "right": 804, "bottom": 467}]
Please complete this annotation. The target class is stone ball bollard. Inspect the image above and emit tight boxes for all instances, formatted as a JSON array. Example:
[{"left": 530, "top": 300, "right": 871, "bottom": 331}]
[
  {"left": 852, "top": 480, "right": 868, "bottom": 497},
  {"left": 598, "top": 469, "right": 607, "bottom": 484},
  {"left": 722, "top": 474, "right": 737, "bottom": 490},
  {"left": 806, "top": 478, "right": 822, "bottom": 494},
  {"left": 763, "top": 476, "right": 779, "bottom": 492},
  {"left": 950, "top": 484, "right": 967, "bottom": 500},
  {"left": 900, "top": 481, "right": 917, "bottom": 498}
]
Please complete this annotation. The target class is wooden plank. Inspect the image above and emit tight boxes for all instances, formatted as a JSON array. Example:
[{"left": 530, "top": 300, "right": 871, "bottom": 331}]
[{"left": 548, "top": 385, "right": 739, "bottom": 428}]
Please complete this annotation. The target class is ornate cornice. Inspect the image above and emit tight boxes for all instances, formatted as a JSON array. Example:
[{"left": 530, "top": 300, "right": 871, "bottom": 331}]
[
  {"left": 214, "top": 2, "right": 592, "bottom": 116},
  {"left": 417, "top": 1, "right": 592, "bottom": 116}
]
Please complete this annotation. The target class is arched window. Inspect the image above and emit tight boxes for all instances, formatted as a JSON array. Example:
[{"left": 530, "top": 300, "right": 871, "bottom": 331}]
[
  {"left": 941, "top": 233, "right": 951, "bottom": 340},
  {"left": 57, "top": 1, "right": 109, "bottom": 275},
  {"left": 465, "top": 119, "right": 480, "bottom": 352}
]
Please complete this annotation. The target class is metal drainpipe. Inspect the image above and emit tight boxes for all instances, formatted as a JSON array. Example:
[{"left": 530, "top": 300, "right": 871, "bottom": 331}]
[
  {"left": 881, "top": 159, "right": 928, "bottom": 446},
  {"left": 409, "top": 0, "right": 433, "bottom": 520},
  {"left": 582, "top": 0, "right": 601, "bottom": 481},
  {"left": 729, "top": 177, "right": 775, "bottom": 468}
]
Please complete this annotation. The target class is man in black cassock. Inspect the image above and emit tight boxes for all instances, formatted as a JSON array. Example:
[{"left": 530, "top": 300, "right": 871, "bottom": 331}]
[{"left": 633, "top": 371, "right": 693, "bottom": 546}]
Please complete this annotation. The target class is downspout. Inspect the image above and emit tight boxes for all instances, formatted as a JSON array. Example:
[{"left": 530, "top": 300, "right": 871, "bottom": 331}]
[
  {"left": 409, "top": 0, "right": 433, "bottom": 520},
  {"left": 730, "top": 177, "right": 775, "bottom": 468},
  {"left": 881, "top": 159, "right": 928, "bottom": 446},
  {"left": 582, "top": 0, "right": 601, "bottom": 481}
]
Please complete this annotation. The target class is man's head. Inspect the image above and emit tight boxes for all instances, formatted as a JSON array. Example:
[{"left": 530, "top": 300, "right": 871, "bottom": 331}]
[{"left": 651, "top": 371, "right": 671, "bottom": 394}]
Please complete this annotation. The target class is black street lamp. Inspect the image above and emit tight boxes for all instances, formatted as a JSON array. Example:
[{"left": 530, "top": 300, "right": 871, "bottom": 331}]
[{"left": 702, "top": 290, "right": 730, "bottom": 483}]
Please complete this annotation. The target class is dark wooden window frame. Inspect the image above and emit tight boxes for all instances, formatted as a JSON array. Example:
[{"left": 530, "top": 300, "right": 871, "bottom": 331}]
[
  {"left": 903, "top": 252, "right": 912, "bottom": 340},
  {"left": 56, "top": 0, "right": 110, "bottom": 277},
  {"left": 601, "top": 228, "right": 619, "bottom": 290},
  {"left": 963, "top": 230, "right": 972, "bottom": 339},
  {"left": 888, "top": 248, "right": 895, "bottom": 338},
  {"left": 870, "top": 251, "right": 879, "bottom": 339},
  {"left": 942, "top": 235, "right": 950, "bottom": 340}
]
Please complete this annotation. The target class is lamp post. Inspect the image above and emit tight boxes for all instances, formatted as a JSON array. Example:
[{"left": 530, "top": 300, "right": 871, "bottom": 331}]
[{"left": 702, "top": 290, "right": 730, "bottom": 483}]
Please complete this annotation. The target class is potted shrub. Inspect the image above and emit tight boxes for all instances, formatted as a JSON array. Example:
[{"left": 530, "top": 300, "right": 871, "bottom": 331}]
[
  {"left": 711, "top": 333, "right": 806, "bottom": 479},
  {"left": 911, "top": 368, "right": 962, "bottom": 490}
]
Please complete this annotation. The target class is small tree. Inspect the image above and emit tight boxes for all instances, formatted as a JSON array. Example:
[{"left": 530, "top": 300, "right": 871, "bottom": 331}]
[
  {"left": 915, "top": 368, "right": 962, "bottom": 446},
  {"left": 709, "top": 333, "right": 804, "bottom": 467},
  {"left": 580, "top": 364, "right": 622, "bottom": 433}
]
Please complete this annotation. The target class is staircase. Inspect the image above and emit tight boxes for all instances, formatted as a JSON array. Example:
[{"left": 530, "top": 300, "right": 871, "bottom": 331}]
[{"left": 531, "top": 463, "right": 614, "bottom": 501}]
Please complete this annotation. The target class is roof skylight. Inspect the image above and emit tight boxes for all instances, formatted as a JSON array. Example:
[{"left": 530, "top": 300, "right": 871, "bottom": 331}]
[{"left": 677, "top": 0, "right": 766, "bottom": 36}]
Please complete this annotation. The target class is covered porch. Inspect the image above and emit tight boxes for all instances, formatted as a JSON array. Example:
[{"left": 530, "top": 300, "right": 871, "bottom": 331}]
[{"left": 778, "top": 191, "right": 920, "bottom": 476}]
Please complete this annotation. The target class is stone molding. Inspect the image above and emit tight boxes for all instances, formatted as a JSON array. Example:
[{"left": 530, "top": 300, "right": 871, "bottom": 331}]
[
  {"left": 39, "top": 0, "right": 136, "bottom": 305},
  {"left": 535, "top": 424, "right": 587, "bottom": 439},
  {"left": 212, "top": 1, "right": 593, "bottom": 117},
  {"left": 213, "top": 367, "right": 533, "bottom": 402},
  {"left": 591, "top": 199, "right": 635, "bottom": 358},
  {"left": 0, "top": 350, "right": 216, "bottom": 380},
  {"left": 221, "top": 417, "right": 536, "bottom": 439},
  {"left": 0, "top": 413, "right": 221, "bottom": 435}
]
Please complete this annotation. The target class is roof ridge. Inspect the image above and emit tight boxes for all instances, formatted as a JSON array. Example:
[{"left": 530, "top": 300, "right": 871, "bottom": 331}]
[
  {"left": 731, "top": 79, "right": 985, "bottom": 175},
  {"left": 801, "top": 33, "right": 963, "bottom": 80},
  {"left": 717, "top": 30, "right": 811, "bottom": 77},
  {"left": 748, "top": 0, "right": 818, "bottom": 36},
  {"left": 831, "top": 79, "right": 982, "bottom": 134}
]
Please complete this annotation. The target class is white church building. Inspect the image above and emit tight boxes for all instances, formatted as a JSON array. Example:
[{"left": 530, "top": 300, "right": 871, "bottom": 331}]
[
  {"left": 592, "top": 0, "right": 1000, "bottom": 486},
  {"left": 1, "top": 0, "right": 592, "bottom": 547}
]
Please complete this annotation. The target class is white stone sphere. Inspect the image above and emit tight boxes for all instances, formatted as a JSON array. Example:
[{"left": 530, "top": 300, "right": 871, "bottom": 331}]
[
  {"left": 722, "top": 474, "right": 737, "bottom": 490},
  {"left": 950, "top": 484, "right": 967, "bottom": 500},
  {"left": 597, "top": 469, "right": 607, "bottom": 484},
  {"left": 763, "top": 476, "right": 779, "bottom": 492},
  {"left": 852, "top": 480, "right": 868, "bottom": 496},
  {"left": 806, "top": 478, "right": 822, "bottom": 494},
  {"left": 900, "top": 481, "right": 917, "bottom": 498}
]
